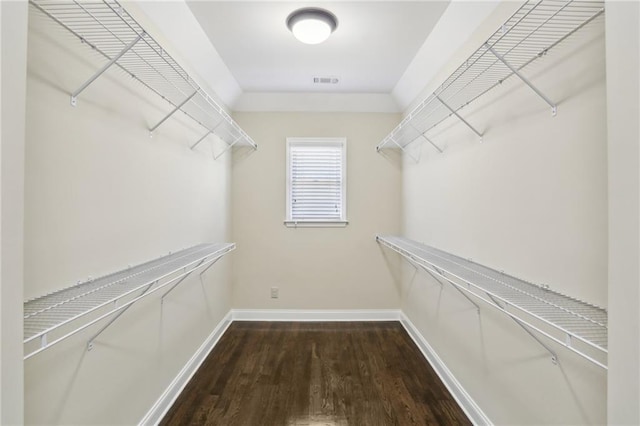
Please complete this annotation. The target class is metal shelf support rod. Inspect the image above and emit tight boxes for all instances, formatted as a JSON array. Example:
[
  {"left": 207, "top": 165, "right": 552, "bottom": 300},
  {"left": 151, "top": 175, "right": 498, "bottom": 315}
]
[
  {"left": 162, "top": 255, "right": 225, "bottom": 300},
  {"left": 487, "top": 293, "right": 558, "bottom": 364},
  {"left": 388, "top": 135, "right": 404, "bottom": 150},
  {"left": 420, "top": 134, "right": 443, "bottom": 154},
  {"left": 402, "top": 252, "right": 479, "bottom": 312},
  {"left": 162, "top": 259, "right": 202, "bottom": 300},
  {"left": 390, "top": 135, "right": 420, "bottom": 163},
  {"left": 190, "top": 130, "right": 212, "bottom": 150},
  {"left": 191, "top": 118, "right": 226, "bottom": 150},
  {"left": 408, "top": 121, "right": 443, "bottom": 154},
  {"left": 86, "top": 281, "right": 156, "bottom": 351},
  {"left": 213, "top": 134, "right": 243, "bottom": 160},
  {"left": 198, "top": 254, "right": 223, "bottom": 277},
  {"left": 149, "top": 90, "right": 198, "bottom": 136},
  {"left": 402, "top": 253, "right": 480, "bottom": 315},
  {"left": 70, "top": 33, "right": 144, "bottom": 107},
  {"left": 422, "top": 265, "right": 480, "bottom": 313},
  {"left": 485, "top": 43, "right": 557, "bottom": 116},
  {"left": 436, "top": 96, "right": 483, "bottom": 141}
]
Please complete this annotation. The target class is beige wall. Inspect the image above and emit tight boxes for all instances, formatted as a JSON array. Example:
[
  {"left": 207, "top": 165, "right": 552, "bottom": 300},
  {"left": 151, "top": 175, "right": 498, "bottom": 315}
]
[
  {"left": 24, "top": 8, "right": 233, "bottom": 425},
  {"left": 606, "top": 1, "right": 640, "bottom": 424},
  {"left": 1, "top": 1, "right": 28, "bottom": 424},
  {"left": 399, "top": 12, "right": 607, "bottom": 425},
  {"left": 231, "top": 112, "right": 401, "bottom": 310}
]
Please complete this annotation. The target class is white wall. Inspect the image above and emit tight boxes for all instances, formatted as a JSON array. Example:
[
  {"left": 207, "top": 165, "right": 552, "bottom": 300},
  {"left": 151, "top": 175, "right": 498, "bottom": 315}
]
[
  {"left": 606, "top": 1, "right": 640, "bottom": 424},
  {"left": 400, "top": 11, "right": 607, "bottom": 426},
  {"left": 231, "top": 112, "right": 401, "bottom": 310},
  {"left": 0, "top": 1, "right": 28, "bottom": 424},
  {"left": 24, "top": 7, "right": 233, "bottom": 425}
]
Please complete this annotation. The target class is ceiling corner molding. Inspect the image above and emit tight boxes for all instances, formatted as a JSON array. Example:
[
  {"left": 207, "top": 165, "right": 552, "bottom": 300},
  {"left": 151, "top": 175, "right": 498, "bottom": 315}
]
[{"left": 233, "top": 92, "right": 401, "bottom": 113}]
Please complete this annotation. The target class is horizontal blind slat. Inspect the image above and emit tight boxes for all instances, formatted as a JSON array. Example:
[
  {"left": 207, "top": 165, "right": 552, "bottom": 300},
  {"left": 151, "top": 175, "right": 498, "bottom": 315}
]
[{"left": 289, "top": 142, "right": 344, "bottom": 221}]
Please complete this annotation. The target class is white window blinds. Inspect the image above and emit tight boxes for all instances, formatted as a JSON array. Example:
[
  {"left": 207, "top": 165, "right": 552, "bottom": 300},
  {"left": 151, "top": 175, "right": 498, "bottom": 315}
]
[{"left": 286, "top": 138, "right": 347, "bottom": 225}]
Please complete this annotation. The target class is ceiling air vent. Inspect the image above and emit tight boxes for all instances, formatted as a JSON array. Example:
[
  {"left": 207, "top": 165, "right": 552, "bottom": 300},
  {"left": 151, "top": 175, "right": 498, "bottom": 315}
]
[{"left": 313, "top": 76, "right": 339, "bottom": 84}]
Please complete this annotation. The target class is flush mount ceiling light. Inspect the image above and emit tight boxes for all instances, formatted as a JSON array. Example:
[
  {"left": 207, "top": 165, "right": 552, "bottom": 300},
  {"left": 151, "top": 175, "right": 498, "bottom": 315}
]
[{"left": 286, "top": 8, "right": 338, "bottom": 45}]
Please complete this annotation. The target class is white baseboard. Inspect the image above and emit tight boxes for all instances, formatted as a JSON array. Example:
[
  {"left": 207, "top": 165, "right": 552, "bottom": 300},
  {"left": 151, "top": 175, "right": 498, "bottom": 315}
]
[
  {"left": 399, "top": 312, "right": 492, "bottom": 426},
  {"left": 138, "top": 311, "right": 233, "bottom": 426},
  {"left": 231, "top": 308, "right": 401, "bottom": 322}
]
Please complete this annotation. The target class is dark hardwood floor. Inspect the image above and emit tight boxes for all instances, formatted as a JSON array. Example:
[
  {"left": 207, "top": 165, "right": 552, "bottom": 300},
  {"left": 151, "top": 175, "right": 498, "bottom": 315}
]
[{"left": 161, "top": 321, "right": 471, "bottom": 425}]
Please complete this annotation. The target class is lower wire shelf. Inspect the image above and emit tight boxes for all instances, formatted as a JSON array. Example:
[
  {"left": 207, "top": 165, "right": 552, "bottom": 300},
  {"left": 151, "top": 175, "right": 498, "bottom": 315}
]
[
  {"left": 24, "top": 242, "right": 235, "bottom": 360},
  {"left": 377, "top": 235, "right": 607, "bottom": 369}
]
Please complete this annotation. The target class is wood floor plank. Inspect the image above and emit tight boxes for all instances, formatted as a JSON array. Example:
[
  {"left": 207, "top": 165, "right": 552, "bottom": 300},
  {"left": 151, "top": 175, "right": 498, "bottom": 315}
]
[{"left": 161, "top": 322, "right": 471, "bottom": 426}]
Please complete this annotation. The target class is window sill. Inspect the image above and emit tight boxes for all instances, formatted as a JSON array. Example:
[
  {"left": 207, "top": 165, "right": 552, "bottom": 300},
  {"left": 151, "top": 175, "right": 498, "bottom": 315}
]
[{"left": 284, "top": 220, "right": 349, "bottom": 228}]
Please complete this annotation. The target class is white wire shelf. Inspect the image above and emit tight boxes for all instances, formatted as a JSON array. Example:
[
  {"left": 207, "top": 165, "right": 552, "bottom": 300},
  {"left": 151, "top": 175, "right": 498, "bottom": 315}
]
[
  {"left": 377, "top": 0, "right": 604, "bottom": 159},
  {"left": 24, "top": 242, "right": 235, "bottom": 360},
  {"left": 377, "top": 235, "right": 607, "bottom": 369},
  {"left": 29, "top": 0, "right": 257, "bottom": 156}
]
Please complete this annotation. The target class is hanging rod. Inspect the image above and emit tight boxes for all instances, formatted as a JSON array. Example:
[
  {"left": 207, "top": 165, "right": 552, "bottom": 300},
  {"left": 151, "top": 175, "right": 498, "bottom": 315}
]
[
  {"left": 377, "top": 235, "right": 607, "bottom": 369},
  {"left": 29, "top": 0, "right": 257, "bottom": 156},
  {"left": 23, "top": 242, "right": 235, "bottom": 359},
  {"left": 376, "top": 0, "right": 604, "bottom": 157}
]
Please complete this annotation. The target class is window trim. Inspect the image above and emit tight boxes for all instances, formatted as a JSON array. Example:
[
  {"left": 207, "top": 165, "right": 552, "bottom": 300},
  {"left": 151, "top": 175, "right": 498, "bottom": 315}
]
[{"left": 285, "top": 137, "right": 347, "bottom": 228}]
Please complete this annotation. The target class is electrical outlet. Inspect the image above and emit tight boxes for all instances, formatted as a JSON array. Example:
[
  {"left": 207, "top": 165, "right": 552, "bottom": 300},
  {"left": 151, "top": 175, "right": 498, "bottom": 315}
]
[{"left": 270, "top": 287, "right": 279, "bottom": 299}]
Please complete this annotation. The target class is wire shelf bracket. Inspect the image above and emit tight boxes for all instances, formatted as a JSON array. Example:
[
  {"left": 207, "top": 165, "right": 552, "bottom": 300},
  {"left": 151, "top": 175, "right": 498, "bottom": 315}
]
[
  {"left": 436, "top": 96, "right": 483, "bottom": 142},
  {"left": 23, "top": 242, "right": 235, "bottom": 360},
  {"left": 484, "top": 43, "right": 557, "bottom": 116},
  {"left": 376, "top": 235, "right": 607, "bottom": 369},
  {"left": 30, "top": 0, "right": 257, "bottom": 158},
  {"left": 149, "top": 90, "right": 199, "bottom": 137},
  {"left": 213, "top": 134, "right": 243, "bottom": 160},
  {"left": 71, "top": 32, "right": 145, "bottom": 107},
  {"left": 376, "top": 0, "right": 604, "bottom": 158},
  {"left": 486, "top": 292, "right": 558, "bottom": 364},
  {"left": 190, "top": 130, "right": 212, "bottom": 150},
  {"left": 415, "top": 258, "right": 481, "bottom": 313},
  {"left": 420, "top": 134, "right": 443, "bottom": 154},
  {"left": 86, "top": 280, "right": 155, "bottom": 351},
  {"left": 399, "top": 251, "right": 479, "bottom": 312}
]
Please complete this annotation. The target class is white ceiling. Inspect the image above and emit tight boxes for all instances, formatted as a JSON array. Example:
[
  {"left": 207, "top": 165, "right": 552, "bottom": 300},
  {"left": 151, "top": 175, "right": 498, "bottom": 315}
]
[
  {"left": 126, "top": 1, "right": 511, "bottom": 113},
  {"left": 185, "top": 1, "right": 449, "bottom": 94}
]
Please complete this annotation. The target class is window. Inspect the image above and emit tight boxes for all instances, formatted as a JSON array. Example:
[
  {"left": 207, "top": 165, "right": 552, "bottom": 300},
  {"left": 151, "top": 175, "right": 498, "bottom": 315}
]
[{"left": 285, "top": 137, "right": 347, "bottom": 227}]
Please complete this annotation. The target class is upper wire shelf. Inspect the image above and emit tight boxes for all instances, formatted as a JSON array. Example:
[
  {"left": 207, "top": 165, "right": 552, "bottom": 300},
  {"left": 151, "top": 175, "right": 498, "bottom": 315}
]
[
  {"left": 377, "top": 0, "right": 604, "bottom": 159},
  {"left": 24, "top": 242, "right": 235, "bottom": 360},
  {"left": 377, "top": 235, "right": 607, "bottom": 369},
  {"left": 29, "top": 0, "right": 257, "bottom": 157}
]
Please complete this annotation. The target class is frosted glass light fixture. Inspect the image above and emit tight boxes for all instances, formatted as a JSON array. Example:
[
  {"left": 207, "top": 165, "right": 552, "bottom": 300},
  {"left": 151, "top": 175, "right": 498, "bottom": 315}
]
[{"left": 286, "top": 8, "right": 338, "bottom": 45}]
